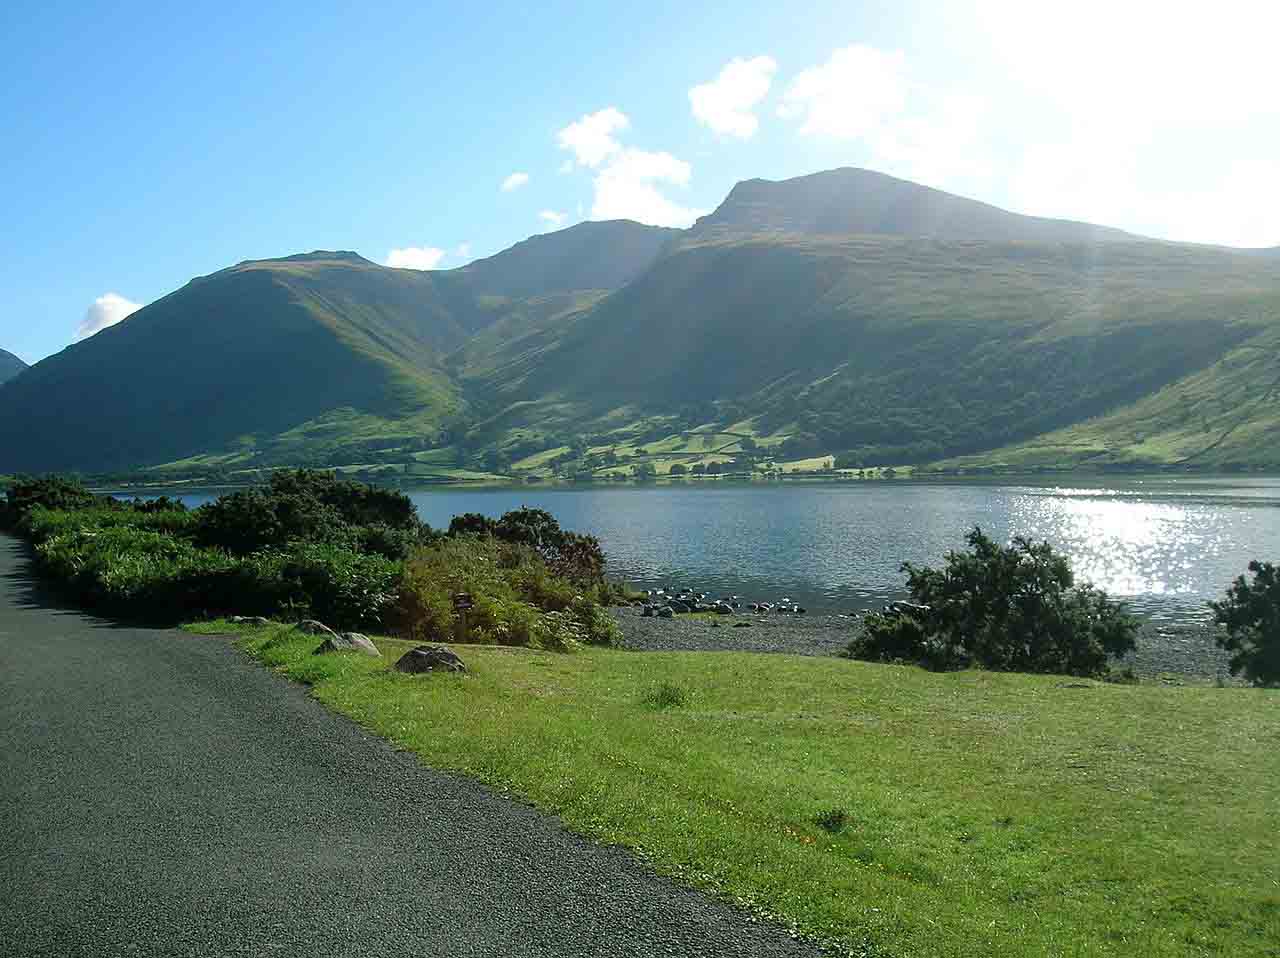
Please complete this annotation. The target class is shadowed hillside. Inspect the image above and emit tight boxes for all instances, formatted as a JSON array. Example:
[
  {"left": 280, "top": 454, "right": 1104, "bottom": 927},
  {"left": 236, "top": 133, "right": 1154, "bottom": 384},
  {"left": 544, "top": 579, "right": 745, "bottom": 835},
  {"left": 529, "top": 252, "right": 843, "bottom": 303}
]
[{"left": 0, "top": 348, "right": 25, "bottom": 385}]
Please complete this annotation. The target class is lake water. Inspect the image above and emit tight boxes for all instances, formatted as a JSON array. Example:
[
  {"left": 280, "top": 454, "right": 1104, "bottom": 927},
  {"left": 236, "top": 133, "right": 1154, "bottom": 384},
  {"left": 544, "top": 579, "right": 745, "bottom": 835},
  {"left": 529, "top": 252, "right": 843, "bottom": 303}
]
[{"left": 153, "top": 477, "right": 1280, "bottom": 623}]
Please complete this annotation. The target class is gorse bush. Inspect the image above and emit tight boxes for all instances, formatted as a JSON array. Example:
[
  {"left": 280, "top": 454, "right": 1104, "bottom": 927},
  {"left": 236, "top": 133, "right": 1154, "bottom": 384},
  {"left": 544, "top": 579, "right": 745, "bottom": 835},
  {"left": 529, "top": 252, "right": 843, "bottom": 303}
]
[
  {"left": 1211, "top": 560, "right": 1280, "bottom": 687},
  {"left": 193, "top": 469, "right": 431, "bottom": 559},
  {"left": 849, "top": 527, "right": 1139, "bottom": 678}
]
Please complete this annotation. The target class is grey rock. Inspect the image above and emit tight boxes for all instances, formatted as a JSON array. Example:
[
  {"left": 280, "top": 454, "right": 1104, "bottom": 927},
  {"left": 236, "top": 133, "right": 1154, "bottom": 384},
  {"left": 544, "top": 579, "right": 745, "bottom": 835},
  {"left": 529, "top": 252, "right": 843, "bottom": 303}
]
[
  {"left": 313, "top": 632, "right": 381, "bottom": 658},
  {"left": 395, "top": 644, "right": 466, "bottom": 674},
  {"left": 296, "top": 619, "right": 338, "bottom": 637},
  {"left": 657, "top": 606, "right": 675, "bottom": 619},
  {"left": 229, "top": 615, "right": 271, "bottom": 626},
  {"left": 733, "top": 621, "right": 752, "bottom": 628}
]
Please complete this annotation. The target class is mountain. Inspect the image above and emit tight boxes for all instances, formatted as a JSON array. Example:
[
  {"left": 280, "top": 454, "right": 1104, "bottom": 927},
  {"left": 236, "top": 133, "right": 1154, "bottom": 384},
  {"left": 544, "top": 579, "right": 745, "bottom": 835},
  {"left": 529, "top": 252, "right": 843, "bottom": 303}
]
[
  {"left": 0, "top": 223, "right": 672, "bottom": 474},
  {"left": 691, "top": 167, "right": 1135, "bottom": 244},
  {"left": 462, "top": 227, "right": 1280, "bottom": 470},
  {"left": 0, "top": 348, "right": 25, "bottom": 385},
  {"left": 2, "top": 168, "right": 1279, "bottom": 477}
]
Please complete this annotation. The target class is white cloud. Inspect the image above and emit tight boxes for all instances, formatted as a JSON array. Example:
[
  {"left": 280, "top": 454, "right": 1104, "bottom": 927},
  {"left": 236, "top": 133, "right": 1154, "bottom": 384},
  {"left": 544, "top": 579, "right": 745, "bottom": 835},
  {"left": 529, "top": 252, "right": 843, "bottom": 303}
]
[
  {"left": 557, "top": 107, "right": 705, "bottom": 227},
  {"left": 558, "top": 159, "right": 575, "bottom": 174},
  {"left": 689, "top": 55, "right": 777, "bottom": 138},
  {"left": 778, "top": 44, "right": 908, "bottom": 140},
  {"left": 75, "top": 292, "right": 141, "bottom": 342},
  {"left": 538, "top": 210, "right": 567, "bottom": 228},
  {"left": 590, "top": 148, "right": 706, "bottom": 227},
  {"left": 454, "top": 242, "right": 472, "bottom": 260},
  {"left": 557, "top": 107, "right": 629, "bottom": 168},
  {"left": 501, "top": 172, "right": 530, "bottom": 192},
  {"left": 385, "top": 246, "right": 447, "bottom": 270}
]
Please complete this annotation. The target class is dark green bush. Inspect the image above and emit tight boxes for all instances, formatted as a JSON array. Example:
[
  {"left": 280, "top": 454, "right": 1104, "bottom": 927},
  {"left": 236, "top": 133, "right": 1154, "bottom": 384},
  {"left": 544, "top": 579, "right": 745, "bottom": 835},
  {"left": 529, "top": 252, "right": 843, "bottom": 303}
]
[
  {"left": 1210, "top": 560, "right": 1280, "bottom": 687},
  {"left": 3, "top": 475, "right": 97, "bottom": 526},
  {"left": 849, "top": 528, "right": 1138, "bottom": 677},
  {"left": 193, "top": 470, "right": 429, "bottom": 558}
]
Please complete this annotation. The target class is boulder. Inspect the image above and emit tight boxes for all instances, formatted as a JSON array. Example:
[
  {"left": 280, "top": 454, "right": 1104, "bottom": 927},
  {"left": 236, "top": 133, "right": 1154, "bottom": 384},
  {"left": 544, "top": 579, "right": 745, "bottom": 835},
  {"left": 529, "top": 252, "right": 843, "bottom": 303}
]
[
  {"left": 641, "top": 605, "right": 655, "bottom": 618},
  {"left": 296, "top": 619, "right": 337, "bottom": 637},
  {"left": 395, "top": 645, "right": 467, "bottom": 674},
  {"left": 734, "top": 621, "right": 752, "bottom": 628},
  {"left": 313, "top": 632, "right": 380, "bottom": 658},
  {"left": 657, "top": 606, "right": 675, "bottom": 619},
  {"left": 229, "top": 615, "right": 271, "bottom": 626},
  {"left": 713, "top": 602, "right": 734, "bottom": 615}
]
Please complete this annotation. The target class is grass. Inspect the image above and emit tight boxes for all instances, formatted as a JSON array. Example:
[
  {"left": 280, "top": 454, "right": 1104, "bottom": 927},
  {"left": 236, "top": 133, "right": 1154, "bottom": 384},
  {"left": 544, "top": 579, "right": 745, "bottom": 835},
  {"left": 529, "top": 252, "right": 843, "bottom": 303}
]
[{"left": 190, "top": 620, "right": 1280, "bottom": 957}]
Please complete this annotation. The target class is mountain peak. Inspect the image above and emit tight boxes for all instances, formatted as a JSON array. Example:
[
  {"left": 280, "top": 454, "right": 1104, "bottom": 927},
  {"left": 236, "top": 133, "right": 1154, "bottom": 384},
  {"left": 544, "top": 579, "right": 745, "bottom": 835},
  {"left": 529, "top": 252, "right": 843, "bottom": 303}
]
[{"left": 695, "top": 166, "right": 1135, "bottom": 245}]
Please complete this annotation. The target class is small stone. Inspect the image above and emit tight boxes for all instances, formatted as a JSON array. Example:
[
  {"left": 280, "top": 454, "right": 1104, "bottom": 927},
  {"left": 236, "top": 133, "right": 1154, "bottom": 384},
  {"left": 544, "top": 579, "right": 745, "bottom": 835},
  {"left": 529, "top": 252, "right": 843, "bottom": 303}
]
[
  {"left": 395, "top": 645, "right": 466, "bottom": 674},
  {"left": 734, "top": 621, "right": 752, "bottom": 628},
  {"left": 313, "top": 632, "right": 381, "bottom": 658}
]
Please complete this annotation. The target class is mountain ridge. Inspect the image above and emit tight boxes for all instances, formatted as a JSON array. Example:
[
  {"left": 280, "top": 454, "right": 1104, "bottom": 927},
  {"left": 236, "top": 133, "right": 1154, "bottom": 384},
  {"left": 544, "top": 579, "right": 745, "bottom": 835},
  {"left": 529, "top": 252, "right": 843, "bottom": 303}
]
[{"left": 3, "top": 167, "right": 1278, "bottom": 477}]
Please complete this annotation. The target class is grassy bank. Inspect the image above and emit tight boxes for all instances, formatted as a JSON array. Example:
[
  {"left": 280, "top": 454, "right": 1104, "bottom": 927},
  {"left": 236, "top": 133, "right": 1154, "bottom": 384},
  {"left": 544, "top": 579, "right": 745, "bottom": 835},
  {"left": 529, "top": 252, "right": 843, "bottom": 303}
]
[{"left": 196, "top": 620, "right": 1279, "bottom": 958}]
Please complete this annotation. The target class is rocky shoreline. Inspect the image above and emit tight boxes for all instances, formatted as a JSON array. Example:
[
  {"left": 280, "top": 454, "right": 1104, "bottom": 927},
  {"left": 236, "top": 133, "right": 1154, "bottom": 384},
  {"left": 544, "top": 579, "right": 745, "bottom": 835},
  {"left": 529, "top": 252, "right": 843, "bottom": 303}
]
[{"left": 613, "top": 607, "right": 1237, "bottom": 683}]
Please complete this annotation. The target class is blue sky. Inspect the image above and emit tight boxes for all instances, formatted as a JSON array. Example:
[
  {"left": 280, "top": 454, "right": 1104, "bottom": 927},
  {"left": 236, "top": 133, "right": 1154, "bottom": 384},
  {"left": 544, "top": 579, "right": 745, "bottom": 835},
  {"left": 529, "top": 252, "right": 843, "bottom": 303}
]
[{"left": 3, "top": 0, "right": 1277, "bottom": 364}]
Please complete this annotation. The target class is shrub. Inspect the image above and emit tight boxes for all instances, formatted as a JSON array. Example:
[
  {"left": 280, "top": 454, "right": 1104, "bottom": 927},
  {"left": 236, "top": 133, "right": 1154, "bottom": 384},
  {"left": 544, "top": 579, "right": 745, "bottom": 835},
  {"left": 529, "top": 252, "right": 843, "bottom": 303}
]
[
  {"left": 448, "top": 507, "right": 608, "bottom": 585},
  {"left": 397, "top": 536, "right": 619, "bottom": 650},
  {"left": 193, "top": 470, "right": 429, "bottom": 558},
  {"left": 1210, "top": 560, "right": 1280, "bottom": 687},
  {"left": 849, "top": 527, "right": 1139, "bottom": 677},
  {"left": 3, "top": 475, "right": 97, "bottom": 525},
  {"left": 240, "top": 543, "right": 402, "bottom": 631}
]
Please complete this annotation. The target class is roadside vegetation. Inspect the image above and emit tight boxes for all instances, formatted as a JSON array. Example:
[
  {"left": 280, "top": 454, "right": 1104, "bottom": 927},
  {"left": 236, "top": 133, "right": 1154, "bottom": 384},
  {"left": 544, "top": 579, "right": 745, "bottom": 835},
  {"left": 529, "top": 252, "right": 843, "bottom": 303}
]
[
  {"left": 0, "top": 472, "right": 624, "bottom": 646},
  {"left": 197, "top": 620, "right": 1280, "bottom": 958}
]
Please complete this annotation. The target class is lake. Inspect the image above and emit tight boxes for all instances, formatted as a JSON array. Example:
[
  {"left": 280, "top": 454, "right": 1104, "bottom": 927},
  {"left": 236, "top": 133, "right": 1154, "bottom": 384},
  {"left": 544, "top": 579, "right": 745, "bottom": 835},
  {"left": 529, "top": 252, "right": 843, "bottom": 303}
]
[{"left": 157, "top": 476, "right": 1280, "bottom": 622}]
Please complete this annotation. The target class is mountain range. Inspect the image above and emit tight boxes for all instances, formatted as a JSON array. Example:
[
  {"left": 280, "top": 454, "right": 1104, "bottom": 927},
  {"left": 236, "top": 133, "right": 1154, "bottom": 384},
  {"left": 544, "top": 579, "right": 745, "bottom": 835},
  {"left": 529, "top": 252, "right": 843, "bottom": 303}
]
[{"left": 2, "top": 167, "right": 1278, "bottom": 478}]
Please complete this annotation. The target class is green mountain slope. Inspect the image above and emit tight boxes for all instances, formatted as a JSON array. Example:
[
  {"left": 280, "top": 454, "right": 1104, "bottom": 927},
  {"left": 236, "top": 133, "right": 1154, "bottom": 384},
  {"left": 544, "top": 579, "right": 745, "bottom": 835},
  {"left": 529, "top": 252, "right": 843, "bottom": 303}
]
[
  {"left": 462, "top": 177, "right": 1280, "bottom": 469},
  {"left": 0, "top": 252, "right": 465, "bottom": 473},
  {"left": 936, "top": 325, "right": 1280, "bottom": 472},
  {"left": 0, "top": 222, "right": 674, "bottom": 474},
  {"left": 0, "top": 348, "right": 25, "bottom": 385}
]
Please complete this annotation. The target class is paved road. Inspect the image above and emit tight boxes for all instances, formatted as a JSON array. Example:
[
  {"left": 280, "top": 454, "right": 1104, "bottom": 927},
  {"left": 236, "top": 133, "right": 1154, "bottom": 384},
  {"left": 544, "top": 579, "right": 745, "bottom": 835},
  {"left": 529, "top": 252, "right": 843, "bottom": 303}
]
[{"left": 0, "top": 536, "right": 826, "bottom": 957}]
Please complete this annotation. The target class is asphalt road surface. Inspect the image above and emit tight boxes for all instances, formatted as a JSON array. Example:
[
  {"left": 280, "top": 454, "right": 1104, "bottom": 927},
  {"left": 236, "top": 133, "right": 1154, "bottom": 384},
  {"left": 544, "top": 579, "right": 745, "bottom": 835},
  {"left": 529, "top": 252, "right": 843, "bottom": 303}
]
[{"left": 0, "top": 536, "right": 827, "bottom": 957}]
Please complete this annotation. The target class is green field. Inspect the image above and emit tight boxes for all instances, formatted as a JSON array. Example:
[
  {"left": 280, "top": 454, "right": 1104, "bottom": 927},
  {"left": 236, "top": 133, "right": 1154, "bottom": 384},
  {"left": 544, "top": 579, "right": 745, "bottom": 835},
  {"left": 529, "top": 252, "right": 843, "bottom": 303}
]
[{"left": 194, "top": 621, "right": 1280, "bottom": 957}]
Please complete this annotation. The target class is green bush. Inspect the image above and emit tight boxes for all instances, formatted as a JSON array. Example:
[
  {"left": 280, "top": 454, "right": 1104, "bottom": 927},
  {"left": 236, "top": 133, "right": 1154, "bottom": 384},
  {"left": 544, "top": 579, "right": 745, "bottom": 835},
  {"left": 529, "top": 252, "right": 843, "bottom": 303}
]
[
  {"left": 239, "top": 543, "right": 402, "bottom": 630},
  {"left": 3, "top": 475, "right": 97, "bottom": 526},
  {"left": 849, "top": 527, "right": 1139, "bottom": 677},
  {"left": 193, "top": 469, "right": 429, "bottom": 558},
  {"left": 1211, "top": 560, "right": 1280, "bottom": 687},
  {"left": 397, "top": 536, "right": 619, "bottom": 650},
  {"left": 448, "top": 507, "right": 607, "bottom": 585}
]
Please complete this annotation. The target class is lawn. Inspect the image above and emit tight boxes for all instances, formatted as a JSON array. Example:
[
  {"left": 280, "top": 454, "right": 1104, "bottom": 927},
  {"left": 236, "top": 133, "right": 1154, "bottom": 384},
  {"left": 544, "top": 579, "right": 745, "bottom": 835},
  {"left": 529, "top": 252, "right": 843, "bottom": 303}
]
[{"left": 193, "top": 621, "right": 1280, "bottom": 957}]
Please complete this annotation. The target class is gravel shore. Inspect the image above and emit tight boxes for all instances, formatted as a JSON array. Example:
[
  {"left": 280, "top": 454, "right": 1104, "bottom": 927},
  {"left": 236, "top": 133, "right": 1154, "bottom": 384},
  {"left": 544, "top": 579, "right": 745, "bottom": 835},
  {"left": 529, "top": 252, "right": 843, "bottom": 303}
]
[{"left": 614, "top": 607, "right": 1236, "bottom": 682}]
